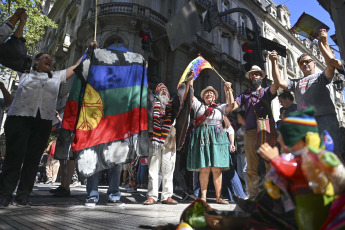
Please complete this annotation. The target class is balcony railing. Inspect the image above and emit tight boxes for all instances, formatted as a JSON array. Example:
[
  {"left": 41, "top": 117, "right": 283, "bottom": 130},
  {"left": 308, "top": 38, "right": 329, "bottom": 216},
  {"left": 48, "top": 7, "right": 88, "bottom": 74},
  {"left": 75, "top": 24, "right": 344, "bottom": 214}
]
[
  {"left": 238, "top": 26, "right": 246, "bottom": 37},
  {"left": 221, "top": 15, "right": 237, "bottom": 30},
  {"left": 84, "top": 3, "right": 168, "bottom": 29},
  {"left": 196, "top": 35, "right": 213, "bottom": 51}
]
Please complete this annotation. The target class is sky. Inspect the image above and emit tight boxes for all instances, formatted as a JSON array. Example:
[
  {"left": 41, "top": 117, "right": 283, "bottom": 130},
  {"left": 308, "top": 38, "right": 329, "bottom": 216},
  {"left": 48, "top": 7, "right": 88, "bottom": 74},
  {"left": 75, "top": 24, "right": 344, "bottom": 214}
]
[{"left": 275, "top": 0, "right": 341, "bottom": 59}]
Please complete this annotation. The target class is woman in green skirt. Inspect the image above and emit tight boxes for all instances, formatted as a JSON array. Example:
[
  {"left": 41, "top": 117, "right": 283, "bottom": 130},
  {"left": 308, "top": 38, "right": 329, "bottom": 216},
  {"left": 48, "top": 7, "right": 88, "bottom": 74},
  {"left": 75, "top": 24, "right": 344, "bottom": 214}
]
[{"left": 184, "top": 71, "right": 233, "bottom": 204}]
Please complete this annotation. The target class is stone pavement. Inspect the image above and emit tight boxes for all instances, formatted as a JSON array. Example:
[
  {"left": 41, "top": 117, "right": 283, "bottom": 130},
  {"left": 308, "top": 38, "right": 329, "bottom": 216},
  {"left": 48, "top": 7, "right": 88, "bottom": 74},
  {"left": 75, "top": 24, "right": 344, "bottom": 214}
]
[{"left": 0, "top": 183, "right": 238, "bottom": 230}]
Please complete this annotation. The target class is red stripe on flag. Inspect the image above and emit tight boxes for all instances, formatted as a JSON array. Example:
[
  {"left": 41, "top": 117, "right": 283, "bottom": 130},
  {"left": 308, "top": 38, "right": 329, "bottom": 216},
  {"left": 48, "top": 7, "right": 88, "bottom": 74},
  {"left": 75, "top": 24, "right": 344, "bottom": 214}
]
[
  {"left": 61, "top": 100, "right": 79, "bottom": 130},
  {"left": 72, "top": 108, "right": 148, "bottom": 151}
]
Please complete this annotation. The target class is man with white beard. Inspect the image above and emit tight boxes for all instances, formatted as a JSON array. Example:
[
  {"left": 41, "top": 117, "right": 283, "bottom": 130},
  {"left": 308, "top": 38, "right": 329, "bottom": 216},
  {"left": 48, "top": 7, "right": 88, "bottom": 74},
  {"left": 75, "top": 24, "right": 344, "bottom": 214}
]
[{"left": 143, "top": 83, "right": 178, "bottom": 205}]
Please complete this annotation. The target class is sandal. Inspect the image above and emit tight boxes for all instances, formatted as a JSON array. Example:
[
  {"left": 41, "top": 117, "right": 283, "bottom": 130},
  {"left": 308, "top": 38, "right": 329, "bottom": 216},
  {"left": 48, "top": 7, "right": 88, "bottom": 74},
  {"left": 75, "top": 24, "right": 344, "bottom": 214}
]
[
  {"left": 143, "top": 197, "right": 157, "bottom": 205},
  {"left": 161, "top": 197, "right": 178, "bottom": 205},
  {"left": 216, "top": 198, "right": 229, "bottom": 205}
]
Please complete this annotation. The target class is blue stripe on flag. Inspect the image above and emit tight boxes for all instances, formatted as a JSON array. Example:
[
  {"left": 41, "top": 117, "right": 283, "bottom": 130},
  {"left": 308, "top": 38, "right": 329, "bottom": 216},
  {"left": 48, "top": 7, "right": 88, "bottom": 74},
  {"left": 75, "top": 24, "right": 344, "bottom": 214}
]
[{"left": 88, "top": 64, "right": 147, "bottom": 91}]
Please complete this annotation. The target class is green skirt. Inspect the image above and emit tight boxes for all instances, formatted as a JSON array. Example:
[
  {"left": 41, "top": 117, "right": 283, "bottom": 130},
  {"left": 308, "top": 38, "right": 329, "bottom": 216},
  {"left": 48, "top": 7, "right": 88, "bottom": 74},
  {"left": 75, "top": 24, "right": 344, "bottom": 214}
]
[{"left": 187, "top": 125, "right": 230, "bottom": 171}]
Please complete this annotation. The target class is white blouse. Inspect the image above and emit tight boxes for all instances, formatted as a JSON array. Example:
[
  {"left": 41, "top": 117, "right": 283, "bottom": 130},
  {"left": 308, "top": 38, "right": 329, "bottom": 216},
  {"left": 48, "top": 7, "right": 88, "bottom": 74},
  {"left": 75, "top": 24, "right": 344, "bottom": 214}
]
[
  {"left": 8, "top": 69, "right": 66, "bottom": 120},
  {"left": 192, "top": 96, "right": 227, "bottom": 124}
]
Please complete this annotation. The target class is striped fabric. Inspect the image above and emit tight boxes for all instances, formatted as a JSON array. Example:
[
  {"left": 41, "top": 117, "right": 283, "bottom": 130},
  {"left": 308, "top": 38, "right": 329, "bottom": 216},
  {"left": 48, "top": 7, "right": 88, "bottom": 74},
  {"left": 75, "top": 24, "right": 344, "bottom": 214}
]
[
  {"left": 152, "top": 99, "right": 173, "bottom": 145},
  {"left": 282, "top": 117, "right": 318, "bottom": 126}
]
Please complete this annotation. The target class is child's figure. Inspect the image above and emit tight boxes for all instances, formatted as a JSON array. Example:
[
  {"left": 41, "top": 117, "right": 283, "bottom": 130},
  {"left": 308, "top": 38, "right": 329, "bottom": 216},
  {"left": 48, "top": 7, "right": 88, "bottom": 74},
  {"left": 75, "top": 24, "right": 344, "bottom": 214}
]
[{"left": 259, "top": 107, "right": 334, "bottom": 230}]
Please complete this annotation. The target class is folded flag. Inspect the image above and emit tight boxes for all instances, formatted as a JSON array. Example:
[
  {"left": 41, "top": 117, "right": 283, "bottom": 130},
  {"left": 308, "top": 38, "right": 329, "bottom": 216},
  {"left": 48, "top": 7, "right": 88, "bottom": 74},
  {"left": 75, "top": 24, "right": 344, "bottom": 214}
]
[
  {"left": 55, "top": 47, "right": 148, "bottom": 177},
  {"left": 289, "top": 12, "right": 329, "bottom": 41},
  {"left": 177, "top": 56, "right": 212, "bottom": 89}
]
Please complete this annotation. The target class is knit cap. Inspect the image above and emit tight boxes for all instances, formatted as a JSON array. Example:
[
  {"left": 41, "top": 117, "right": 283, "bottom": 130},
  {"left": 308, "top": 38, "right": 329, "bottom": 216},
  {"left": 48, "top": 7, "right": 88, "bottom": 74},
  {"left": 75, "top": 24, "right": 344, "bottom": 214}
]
[
  {"left": 155, "top": 83, "right": 169, "bottom": 97},
  {"left": 278, "top": 107, "right": 319, "bottom": 147}
]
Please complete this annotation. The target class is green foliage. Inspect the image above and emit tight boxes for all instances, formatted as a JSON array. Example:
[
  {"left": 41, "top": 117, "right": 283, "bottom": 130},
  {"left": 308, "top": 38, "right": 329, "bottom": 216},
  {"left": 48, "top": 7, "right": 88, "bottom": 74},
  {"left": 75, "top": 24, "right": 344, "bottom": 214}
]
[{"left": 0, "top": 0, "right": 57, "bottom": 55}]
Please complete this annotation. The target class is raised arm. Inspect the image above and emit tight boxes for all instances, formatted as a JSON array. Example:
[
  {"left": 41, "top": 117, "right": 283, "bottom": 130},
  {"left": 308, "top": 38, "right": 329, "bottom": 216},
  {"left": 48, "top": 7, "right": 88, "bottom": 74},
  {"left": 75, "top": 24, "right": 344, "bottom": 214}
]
[
  {"left": 225, "top": 81, "right": 241, "bottom": 113},
  {"left": 318, "top": 29, "right": 335, "bottom": 79},
  {"left": 224, "top": 82, "right": 235, "bottom": 114},
  {"left": 13, "top": 10, "right": 27, "bottom": 38},
  {"left": 0, "top": 9, "right": 26, "bottom": 44},
  {"left": 66, "top": 40, "right": 98, "bottom": 80},
  {"left": 183, "top": 70, "right": 195, "bottom": 102},
  {"left": 269, "top": 50, "right": 288, "bottom": 90}
]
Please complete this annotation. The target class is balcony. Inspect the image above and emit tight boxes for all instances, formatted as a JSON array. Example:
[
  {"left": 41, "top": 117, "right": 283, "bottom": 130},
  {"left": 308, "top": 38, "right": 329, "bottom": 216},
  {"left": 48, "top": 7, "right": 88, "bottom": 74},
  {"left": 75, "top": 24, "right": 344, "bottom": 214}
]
[
  {"left": 83, "top": 2, "right": 168, "bottom": 30},
  {"left": 220, "top": 15, "right": 237, "bottom": 33},
  {"left": 220, "top": 52, "right": 241, "bottom": 74},
  {"left": 237, "top": 25, "right": 247, "bottom": 40},
  {"left": 189, "top": 35, "right": 215, "bottom": 59}
]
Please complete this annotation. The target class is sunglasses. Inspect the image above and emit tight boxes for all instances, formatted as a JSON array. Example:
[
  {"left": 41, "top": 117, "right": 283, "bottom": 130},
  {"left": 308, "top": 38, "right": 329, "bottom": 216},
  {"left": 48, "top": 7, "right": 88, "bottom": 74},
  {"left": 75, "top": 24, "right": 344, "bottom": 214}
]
[
  {"left": 38, "top": 56, "right": 55, "bottom": 63},
  {"left": 299, "top": 59, "right": 313, "bottom": 67}
]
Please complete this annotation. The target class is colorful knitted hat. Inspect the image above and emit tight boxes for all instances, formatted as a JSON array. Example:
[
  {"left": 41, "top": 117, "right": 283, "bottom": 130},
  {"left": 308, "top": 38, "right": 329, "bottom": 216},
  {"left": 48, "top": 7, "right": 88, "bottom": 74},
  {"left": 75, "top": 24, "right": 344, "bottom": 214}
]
[
  {"left": 155, "top": 83, "right": 169, "bottom": 97},
  {"left": 278, "top": 107, "right": 319, "bottom": 147}
]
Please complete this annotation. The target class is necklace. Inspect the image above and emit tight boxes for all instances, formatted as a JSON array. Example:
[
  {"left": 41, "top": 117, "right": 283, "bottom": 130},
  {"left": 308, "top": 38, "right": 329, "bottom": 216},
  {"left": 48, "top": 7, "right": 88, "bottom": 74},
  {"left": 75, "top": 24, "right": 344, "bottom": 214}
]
[{"left": 250, "top": 88, "right": 262, "bottom": 104}]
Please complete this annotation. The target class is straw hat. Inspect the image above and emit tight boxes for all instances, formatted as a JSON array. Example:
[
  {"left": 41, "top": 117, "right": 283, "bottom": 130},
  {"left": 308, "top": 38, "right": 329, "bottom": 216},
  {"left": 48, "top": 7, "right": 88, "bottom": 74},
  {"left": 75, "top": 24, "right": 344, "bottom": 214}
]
[
  {"left": 245, "top": 65, "right": 266, "bottom": 79},
  {"left": 200, "top": 86, "right": 218, "bottom": 100}
]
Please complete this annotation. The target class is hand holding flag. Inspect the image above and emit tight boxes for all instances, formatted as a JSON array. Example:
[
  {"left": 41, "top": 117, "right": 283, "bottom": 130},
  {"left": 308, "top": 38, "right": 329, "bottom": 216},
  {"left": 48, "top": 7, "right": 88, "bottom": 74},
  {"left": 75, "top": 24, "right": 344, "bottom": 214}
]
[{"left": 177, "top": 56, "right": 212, "bottom": 89}]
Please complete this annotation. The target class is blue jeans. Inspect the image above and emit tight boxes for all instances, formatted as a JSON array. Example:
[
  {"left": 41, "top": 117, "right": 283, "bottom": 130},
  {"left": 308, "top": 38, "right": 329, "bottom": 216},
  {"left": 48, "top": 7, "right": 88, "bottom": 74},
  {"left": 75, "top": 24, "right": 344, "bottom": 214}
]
[
  {"left": 222, "top": 154, "right": 246, "bottom": 201},
  {"left": 236, "top": 153, "right": 248, "bottom": 193},
  {"left": 86, "top": 164, "right": 122, "bottom": 202},
  {"left": 315, "top": 114, "right": 341, "bottom": 154},
  {"left": 137, "top": 162, "right": 148, "bottom": 185}
]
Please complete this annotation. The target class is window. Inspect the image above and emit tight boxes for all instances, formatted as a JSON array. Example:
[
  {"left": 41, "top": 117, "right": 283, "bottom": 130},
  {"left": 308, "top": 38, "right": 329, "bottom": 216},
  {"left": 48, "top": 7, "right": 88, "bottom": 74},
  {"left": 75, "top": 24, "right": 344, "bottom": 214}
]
[{"left": 221, "top": 0, "right": 229, "bottom": 12}]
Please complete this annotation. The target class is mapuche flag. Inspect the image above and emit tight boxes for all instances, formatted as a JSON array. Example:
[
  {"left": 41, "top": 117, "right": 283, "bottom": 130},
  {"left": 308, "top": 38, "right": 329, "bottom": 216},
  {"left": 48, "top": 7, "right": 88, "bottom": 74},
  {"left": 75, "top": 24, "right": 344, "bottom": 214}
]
[{"left": 55, "top": 47, "right": 148, "bottom": 177}]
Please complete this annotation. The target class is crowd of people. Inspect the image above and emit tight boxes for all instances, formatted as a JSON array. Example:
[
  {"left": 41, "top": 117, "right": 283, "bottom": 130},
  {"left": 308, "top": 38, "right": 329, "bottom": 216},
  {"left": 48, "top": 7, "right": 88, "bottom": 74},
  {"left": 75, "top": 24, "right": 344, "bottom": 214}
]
[{"left": 1, "top": 7, "right": 345, "bottom": 230}]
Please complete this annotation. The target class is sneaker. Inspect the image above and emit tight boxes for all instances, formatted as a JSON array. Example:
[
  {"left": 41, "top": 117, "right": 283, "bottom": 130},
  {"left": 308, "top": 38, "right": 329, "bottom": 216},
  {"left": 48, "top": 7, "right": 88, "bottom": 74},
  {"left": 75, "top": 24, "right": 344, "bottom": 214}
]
[
  {"left": 85, "top": 198, "right": 97, "bottom": 207},
  {"left": 53, "top": 188, "right": 71, "bottom": 198},
  {"left": 45, "top": 179, "right": 53, "bottom": 184},
  {"left": 107, "top": 200, "right": 125, "bottom": 207},
  {"left": 0, "top": 197, "right": 11, "bottom": 208},
  {"left": 71, "top": 181, "right": 81, "bottom": 187},
  {"left": 13, "top": 198, "right": 31, "bottom": 207}
]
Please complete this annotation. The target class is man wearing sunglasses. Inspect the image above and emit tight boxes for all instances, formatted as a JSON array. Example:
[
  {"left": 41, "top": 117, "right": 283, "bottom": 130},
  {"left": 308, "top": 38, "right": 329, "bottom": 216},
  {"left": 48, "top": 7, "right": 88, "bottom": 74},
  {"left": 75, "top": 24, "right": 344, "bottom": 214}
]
[{"left": 272, "top": 29, "right": 342, "bottom": 159}]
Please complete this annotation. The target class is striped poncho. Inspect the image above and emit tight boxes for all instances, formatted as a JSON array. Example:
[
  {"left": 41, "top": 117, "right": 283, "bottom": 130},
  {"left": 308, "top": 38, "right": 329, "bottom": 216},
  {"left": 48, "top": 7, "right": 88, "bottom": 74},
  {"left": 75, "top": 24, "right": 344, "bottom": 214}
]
[{"left": 152, "top": 99, "right": 173, "bottom": 145}]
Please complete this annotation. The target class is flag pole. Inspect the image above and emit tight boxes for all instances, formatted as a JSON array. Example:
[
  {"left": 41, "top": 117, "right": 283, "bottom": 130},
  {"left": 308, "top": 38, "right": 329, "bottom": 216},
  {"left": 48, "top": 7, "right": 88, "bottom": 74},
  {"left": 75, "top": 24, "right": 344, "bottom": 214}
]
[
  {"left": 212, "top": 66, "right": 226, "bottom": 83},
  {"left": 212, "top": 67, "right": 233, "bottom": 92},
  {"left": 94, "top": 0, "right": 98, "bottom": 41}
]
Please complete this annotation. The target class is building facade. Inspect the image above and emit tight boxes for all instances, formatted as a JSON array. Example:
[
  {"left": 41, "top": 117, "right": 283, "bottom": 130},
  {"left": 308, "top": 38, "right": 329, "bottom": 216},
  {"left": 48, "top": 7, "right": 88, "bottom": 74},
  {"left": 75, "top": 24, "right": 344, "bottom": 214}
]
[{"left": 34, "top": 0, "right": 345, "bottom": 126}]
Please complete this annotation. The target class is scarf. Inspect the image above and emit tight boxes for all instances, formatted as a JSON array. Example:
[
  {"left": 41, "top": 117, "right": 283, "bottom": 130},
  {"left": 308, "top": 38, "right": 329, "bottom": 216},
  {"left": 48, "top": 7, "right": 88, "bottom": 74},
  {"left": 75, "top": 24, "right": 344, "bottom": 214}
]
[{"left": 152, "top": 99, "right": 173, "bottom": 145}]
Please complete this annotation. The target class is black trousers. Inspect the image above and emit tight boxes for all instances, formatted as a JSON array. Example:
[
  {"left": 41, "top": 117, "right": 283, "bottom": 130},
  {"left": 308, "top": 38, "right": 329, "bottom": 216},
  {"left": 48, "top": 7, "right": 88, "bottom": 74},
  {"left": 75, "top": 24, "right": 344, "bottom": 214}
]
[{"left": 0, "top": 115, "right": 51, "bottom": 200}]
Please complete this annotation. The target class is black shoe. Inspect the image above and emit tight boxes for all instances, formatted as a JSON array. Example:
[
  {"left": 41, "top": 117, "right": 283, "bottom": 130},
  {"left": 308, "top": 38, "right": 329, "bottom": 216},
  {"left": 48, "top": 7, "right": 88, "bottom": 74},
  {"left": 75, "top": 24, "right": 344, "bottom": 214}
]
[
  {"left": 53, "top": 188, "right": 71, "bottom": 197},
  {"left": 49, "top": 185, "right": 64, "bottom": 194},
  {"left": 0, "top": 197, "right": 11, "bottom": 208},
  {"left": 233, "top": 195, "right": 256, "bottom": 214},
  {"left": 13, "top": 197, "right": 31, "bottom": 207}
]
